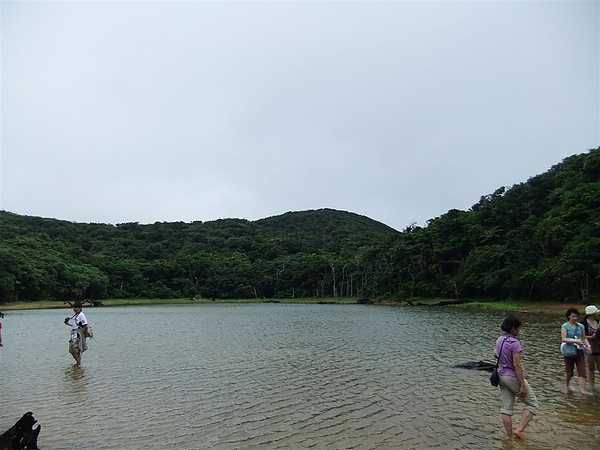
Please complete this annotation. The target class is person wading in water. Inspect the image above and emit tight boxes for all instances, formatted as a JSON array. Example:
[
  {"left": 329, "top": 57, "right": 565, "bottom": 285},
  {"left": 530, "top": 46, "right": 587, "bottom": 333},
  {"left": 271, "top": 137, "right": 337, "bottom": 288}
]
[
  {"left": 494, "top": 315, "right": 539, "bottom": 439},
  {"left": 64, "top": 302, "right": 90, "bottom": 366}
]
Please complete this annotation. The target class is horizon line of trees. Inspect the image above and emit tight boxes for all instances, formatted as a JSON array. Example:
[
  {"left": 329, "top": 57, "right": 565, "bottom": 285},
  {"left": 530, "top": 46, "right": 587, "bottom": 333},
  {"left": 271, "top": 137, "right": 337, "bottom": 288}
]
[{"left": 1, "top": 147, "right": 599, "bottom": 304}]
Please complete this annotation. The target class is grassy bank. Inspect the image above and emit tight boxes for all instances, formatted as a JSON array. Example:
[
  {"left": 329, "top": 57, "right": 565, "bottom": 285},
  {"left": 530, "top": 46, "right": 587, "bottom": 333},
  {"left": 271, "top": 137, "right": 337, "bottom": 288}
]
[
  {"left": 0, "top": 296, "right": 363, "bottom": 311},
  {"left": 0, "top": 297, "right": 588, "bottom": 313},
  {"left": 410, "top": 298, "right": 588, "bottom": 315}
]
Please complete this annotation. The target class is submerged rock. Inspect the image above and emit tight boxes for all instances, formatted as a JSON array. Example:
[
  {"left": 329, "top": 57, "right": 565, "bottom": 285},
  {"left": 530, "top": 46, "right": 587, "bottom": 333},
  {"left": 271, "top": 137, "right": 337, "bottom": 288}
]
[{"left": 453, "top": 360, "right": 496, "bottom": 372}]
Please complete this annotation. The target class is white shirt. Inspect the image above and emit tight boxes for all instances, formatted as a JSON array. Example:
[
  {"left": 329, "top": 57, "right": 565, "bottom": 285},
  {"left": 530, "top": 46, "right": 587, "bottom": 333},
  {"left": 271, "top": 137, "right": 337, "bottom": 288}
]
[{"left": 69, "top": 311, "right": 88, "bottom": 339}]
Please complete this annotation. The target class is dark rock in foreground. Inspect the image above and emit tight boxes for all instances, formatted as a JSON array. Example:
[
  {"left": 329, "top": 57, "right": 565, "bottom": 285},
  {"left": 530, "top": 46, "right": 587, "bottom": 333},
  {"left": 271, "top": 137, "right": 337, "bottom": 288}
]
[{"left": 0, "top": 412, "right": 41, "bottom": 450}]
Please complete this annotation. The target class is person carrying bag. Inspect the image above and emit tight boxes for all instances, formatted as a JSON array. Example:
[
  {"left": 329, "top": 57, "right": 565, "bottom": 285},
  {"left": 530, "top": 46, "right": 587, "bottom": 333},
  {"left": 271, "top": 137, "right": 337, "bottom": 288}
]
[
  {"left": 63, "top": 301, "right": 92, "bottom": 367},
  {"left": 493, "top": 315, "right": 539, "bottom": 439},
  {"left": 490, "top": 338, "right": 506, "bottom": 386}
]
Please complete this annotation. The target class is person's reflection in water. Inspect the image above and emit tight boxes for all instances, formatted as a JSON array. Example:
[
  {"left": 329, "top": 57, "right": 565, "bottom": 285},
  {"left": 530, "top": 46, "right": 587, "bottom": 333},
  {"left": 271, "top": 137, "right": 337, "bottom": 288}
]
[{"left": 65, "top": 365, "right": 85, "bottom": 394}]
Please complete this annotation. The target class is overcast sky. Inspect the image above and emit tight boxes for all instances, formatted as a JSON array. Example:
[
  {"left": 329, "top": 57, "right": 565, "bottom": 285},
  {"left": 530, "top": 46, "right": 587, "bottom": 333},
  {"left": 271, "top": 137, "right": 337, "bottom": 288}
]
[{"left": 1, "top": 0, "right": 598, "bottom": 231}]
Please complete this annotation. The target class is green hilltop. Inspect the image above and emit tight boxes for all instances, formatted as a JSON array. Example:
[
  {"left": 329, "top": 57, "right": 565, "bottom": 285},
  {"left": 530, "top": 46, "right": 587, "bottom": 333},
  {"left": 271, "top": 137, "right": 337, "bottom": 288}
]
[{"left": 1, "top": 147, "right": 599, "bottom": 304}]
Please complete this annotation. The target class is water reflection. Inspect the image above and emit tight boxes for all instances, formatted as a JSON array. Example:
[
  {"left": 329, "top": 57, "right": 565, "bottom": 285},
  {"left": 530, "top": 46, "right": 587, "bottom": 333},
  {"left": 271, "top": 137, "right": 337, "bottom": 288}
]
[
  {"left": 0, "top": 304, "right": 599, "bottom": 449},
  {"left": 63, "top": 365, "right": 86, "bottom": 383}
]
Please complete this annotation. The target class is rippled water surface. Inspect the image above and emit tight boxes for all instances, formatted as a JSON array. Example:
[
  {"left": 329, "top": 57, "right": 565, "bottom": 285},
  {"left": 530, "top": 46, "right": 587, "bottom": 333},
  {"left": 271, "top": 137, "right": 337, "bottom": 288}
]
[{"left": 1, "top": 304, "right": 599, "bottom": 449}]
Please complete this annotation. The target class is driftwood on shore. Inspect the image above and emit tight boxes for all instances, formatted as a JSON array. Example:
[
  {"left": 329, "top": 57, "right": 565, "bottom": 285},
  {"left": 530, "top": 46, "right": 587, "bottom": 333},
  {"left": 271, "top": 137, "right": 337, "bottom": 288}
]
[
  {"left": 64, "top": 298, "right": 103, "bottom": 307},
  {"left": 0, "top": 412, "right": 41, "bottom": 450}
]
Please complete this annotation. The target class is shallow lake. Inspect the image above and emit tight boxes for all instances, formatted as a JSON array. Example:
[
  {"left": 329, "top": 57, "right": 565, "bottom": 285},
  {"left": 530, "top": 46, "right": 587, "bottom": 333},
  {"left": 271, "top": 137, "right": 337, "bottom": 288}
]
[{"left": 1, "top": 303, "right": 599, "bottom": 449}]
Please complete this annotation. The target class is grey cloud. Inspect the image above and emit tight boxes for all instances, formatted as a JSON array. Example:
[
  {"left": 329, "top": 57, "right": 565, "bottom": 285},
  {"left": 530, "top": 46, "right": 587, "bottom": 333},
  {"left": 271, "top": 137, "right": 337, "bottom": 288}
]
[{"left": 2, "top": 1, "right": 598, "bottom": 230}]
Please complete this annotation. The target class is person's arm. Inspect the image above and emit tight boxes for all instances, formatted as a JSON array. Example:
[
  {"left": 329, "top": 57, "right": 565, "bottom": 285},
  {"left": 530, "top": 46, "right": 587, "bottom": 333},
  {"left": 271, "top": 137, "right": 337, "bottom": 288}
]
[
  {"left": 76, "top": 312, "right": 88, "bottom": 327},
  {"left": 512, "top": 351, "right": 527, "bottom": 397},
  {"left": 76, "top": 313, "right": 89, "bottom": 335},
  {"left": 583, "top": 325, "right": 596, "bottom": 341},
  {"left": 581, "top": 324, "right": 591, "bottom": 352}
]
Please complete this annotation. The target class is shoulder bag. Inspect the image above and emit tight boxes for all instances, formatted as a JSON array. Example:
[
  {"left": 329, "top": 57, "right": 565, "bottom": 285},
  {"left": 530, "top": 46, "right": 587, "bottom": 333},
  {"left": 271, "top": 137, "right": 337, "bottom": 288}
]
[
  {"left": 490, "top": 337, "right": 507, "bottom": 387},
  {"left": 560, "top": 323, "right": 580, "bottom": 357}
]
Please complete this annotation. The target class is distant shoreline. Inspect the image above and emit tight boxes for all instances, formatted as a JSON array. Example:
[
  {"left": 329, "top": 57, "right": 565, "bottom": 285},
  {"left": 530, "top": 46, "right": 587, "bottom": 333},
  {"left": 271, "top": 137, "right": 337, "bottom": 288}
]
[{"left": 0, "top": 297, "right": 586, "bottom": 315}]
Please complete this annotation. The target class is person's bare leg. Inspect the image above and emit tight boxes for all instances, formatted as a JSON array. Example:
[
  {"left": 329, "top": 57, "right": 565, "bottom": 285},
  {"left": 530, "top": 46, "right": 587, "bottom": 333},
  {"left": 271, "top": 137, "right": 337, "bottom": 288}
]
[
  {"left": 501, "top": 414, "right": 513, "bottom": 437},
  {"left": 514, "top": 409, "right": 533, "bottom": 438},
  {"left": 579, "top": 376, "right": 587, "bottom": 395},
  {"left": 71, "top": 350, "right": 81, "bottom": 366},
  {"left": 565, "top": 372, "right": 572, "bottom": 391},
  {"left": 588, "top": 365, "right": 595, "bottom": 391}
]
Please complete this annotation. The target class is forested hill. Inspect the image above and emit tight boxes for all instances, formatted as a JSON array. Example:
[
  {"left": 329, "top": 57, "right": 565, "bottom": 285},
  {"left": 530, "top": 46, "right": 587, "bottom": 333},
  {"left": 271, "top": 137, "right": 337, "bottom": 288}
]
[
  {"left": 0, "top": 208, "right": 399, "bottom": 302},
  {"left": 256, "top": 209, "right": 398, "bottom": 253},
  {"left": 376, "top": 147, "right": 600, "bottom": 302},
  {"left": 1, "top": 147, "right": 599, "bottom": 304}
]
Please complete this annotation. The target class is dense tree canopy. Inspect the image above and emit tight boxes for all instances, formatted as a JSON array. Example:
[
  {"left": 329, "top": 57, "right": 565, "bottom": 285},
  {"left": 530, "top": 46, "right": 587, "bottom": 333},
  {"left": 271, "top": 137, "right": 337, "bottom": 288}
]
[
  {"left": 1, "top": 147, "right": 599, "bottom": 304},
  {"left": 0, "top": 209, "right": 398, "bottom": 302}
]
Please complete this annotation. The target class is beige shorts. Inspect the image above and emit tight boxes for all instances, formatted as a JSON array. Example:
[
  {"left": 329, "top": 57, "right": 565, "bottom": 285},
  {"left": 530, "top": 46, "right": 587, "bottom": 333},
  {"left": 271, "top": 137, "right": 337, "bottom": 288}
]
[
  {"left": 499, "top": 375, "right": 539, "bottom": 416},
  {"left": 69, "top": 336, "right": 87, "bottom": 355},
  {"left": 69, "top": 338, "right": 81, "bottom": 355}
]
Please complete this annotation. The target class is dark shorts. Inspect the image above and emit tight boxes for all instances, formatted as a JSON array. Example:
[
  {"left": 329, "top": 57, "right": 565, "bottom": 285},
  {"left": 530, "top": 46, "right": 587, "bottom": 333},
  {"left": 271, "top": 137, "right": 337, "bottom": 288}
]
[{"left": 564, "top": 350, "right": 587, "bottom": 377}]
